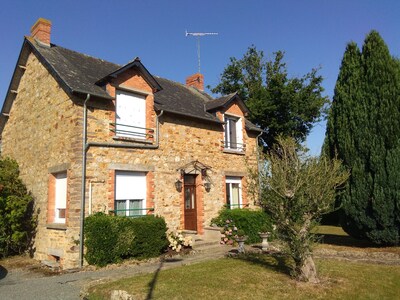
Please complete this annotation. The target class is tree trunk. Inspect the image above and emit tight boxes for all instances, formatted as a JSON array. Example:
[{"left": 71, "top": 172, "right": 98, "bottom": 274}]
[{"left": 297, "top": 255, "right": 319, "bottom": 283}]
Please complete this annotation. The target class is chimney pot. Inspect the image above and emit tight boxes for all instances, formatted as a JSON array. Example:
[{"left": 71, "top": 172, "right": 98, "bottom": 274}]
[
  {"left": 186, "top": 73, "right": 204, "bottom": 91},
  {"left": 31, "top": 18, "right": 52, "bottom": 45}
]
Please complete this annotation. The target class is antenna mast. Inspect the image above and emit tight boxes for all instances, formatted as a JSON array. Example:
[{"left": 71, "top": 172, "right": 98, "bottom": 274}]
[{"left": 185, "top": 30, "right": 218, "bottom": 73}]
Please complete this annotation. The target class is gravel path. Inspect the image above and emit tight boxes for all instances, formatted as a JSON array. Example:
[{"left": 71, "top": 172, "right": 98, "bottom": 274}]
[{"left": 0, "top": 246, "right": 229, "bottom": 300}]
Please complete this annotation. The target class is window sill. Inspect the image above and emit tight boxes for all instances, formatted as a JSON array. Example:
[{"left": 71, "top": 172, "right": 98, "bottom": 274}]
[
  {"left": 113, "top": 136, "right": 153, "bottom": 144},
  {"left": 223, "top": 149, "right": 245, "bottom": 155},
  {"left": 46, "top": 223, "right": 67, "bottom": 230}
]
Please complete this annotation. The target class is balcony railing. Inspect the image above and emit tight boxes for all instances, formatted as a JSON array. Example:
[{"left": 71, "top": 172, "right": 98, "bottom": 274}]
[
  {"left": 110, "top": 122, "right": 154, "bottom": 140},
  {"left": 109, "top": 207, "right": 154, "bottom": 217},
  {"left": 222, "top": 140, "right": 246, "bottom": 151},
  {"left": 225, "top": 203, "right": 249, "bottom": 209}
]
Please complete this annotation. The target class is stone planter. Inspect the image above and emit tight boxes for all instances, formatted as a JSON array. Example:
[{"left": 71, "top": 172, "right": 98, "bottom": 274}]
[
  {"left": 258, "top": 232, "right": 271, "bottom": 252},
  {"left": 235, "top": 236, "right": 248, "bottom": 253}
]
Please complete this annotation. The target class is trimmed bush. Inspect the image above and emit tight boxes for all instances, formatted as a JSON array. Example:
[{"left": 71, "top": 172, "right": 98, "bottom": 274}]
[
  {"left": 84, "top": 213, "right": 168, "bottom": 266},
  {"left": 211, "top": 208, "right": 273, "bottom": 244},
  {"left": 0, "top": 158, "right": 37, "bottom": 257}
]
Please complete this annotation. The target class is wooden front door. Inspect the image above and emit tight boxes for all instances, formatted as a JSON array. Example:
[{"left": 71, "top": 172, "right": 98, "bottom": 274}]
[{"left": 184, "top": 175, "right": 197, "bottom": 231}]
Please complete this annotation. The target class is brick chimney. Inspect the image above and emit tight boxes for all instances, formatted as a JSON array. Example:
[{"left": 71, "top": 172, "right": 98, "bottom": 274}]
[
  {"left": 186, "top": 73, "right": 204, "bottom": 91},
  {"left": 31, "top": 18, "right": 52, "bottom": 45}
]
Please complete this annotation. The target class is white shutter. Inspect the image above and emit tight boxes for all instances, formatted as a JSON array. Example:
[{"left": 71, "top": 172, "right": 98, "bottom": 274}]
[
  {"left": 236, "top": 118, "right": 243, "bottom": 150},
  {"left": 55, "top": 172, "right": 67, "bottom": 223},
  {"left": 116, "top": 90, "right": 146, "bottom": 138},
  {"left": 115, "top": 171, "right": 146, "bottom": 199}
]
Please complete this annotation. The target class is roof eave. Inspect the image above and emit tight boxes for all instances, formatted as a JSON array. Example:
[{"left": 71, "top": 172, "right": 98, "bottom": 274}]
[
  {"left": 96, "top": 58, "right": 163, "bottom": 92},
  {"left": 155, "top": 106, "right": 223, "bottom": 124}
]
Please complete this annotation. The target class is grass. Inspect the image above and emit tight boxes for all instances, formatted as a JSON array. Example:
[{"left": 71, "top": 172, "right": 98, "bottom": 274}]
[{"left": 87, "top": 255, "right": 400, "bottom": 300}]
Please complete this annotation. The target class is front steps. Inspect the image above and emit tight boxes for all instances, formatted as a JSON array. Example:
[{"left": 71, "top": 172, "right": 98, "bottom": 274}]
[{"left": 181, "top": 227, "right": 223, "bottom": 252}]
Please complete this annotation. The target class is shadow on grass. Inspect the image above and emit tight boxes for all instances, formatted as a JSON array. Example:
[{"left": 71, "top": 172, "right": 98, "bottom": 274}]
[
  {"left": 318, "top": 234, "right": 378, "bottom": 248},
  {"left": 146, "top": 260, "right": 164, "bottom": 300},
  {"left": 235, "top": 252, "right": 293, "bottom": 277}
]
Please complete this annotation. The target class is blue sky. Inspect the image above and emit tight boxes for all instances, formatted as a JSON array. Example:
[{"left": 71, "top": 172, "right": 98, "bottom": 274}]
[{"left": 1, "top": 0, "right": 399, "bottom": 155}]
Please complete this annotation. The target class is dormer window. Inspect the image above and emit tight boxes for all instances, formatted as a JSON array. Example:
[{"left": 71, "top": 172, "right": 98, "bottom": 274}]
[
  {"left": 224, "top": 115, "right": 243, "bottom": 151},
  {"left": 115, "top": 90, "right": 146, "bottom": 139}
]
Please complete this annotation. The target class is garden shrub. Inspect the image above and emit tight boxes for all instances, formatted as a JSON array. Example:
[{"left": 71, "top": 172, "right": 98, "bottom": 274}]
[
  {"left": 211, "top": 208, "right": 273, "bottom": 244},
  {"left": 84, "top": 213, "right": 168, "bottom": 267},
  {"left": 0, "top": 158, "right": 37, "bottom": 257}
]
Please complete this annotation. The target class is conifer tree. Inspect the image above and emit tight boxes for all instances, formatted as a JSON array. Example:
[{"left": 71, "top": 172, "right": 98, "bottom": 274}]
[{"left": 325, "top": 31, "right": 400, "bottom": 245}]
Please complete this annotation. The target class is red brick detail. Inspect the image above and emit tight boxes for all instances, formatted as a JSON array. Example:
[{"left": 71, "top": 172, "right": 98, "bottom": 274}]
[
  {"left": 222, "top": 176, "right": 227, "bottom": 206},
  {"left": 185, "top": 73, "right": 204, "bottom": 91},
  {"left": 146, "top": 172, "right": 155, "bottom": 214},
  {"left": 241, "top": 177, "right": 247, "bottom": 207},
  {"left": 65, "top": 170, "right": 70, "bottom": 226},
  {"left": 196, "top": 175, "right": 204, "bottom": 234},
  {"left": 31, "top": 18, "right": 52, "bottom": 45},
  {"left": 107, "top": 170, "right": 115, "bottom": 212},
  {"left": 47, "top": 174, "right": 56, "bottom": 223}
]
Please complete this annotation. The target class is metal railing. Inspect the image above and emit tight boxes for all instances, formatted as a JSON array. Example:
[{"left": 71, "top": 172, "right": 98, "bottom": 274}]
[
  {"left": 225, "top": 203, "right": 249, "bottom": 209},
  {"left": 109, "top": 207, "right": 154, "bottom": 217},
  {"left": 110, "top": 122, "right": 154, "bottom": 140},
  {"left": 222, "top": 140, "right": 246, "bottom": 151}
]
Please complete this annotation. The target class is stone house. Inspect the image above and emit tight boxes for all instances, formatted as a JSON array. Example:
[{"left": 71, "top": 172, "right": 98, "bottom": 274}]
[{"left": 0, "top": 18, "right": 262, "bottom": 269}]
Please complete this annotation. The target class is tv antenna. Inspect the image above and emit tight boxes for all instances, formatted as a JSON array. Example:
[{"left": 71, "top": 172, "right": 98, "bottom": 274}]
[{"left": 185, "top": 30, "right": 218, "bottom": 73}]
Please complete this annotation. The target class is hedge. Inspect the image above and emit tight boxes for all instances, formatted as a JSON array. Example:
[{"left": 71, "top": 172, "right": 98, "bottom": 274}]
[
  {"left": 84, "top": 213, "right": 168, "bottom": 266},
  {"left": 211, "top": 208, "right": 273, "bottom": 244}
]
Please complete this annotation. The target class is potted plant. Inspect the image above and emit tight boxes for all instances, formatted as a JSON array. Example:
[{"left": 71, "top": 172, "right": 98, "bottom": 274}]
[
  {"left": 235, "top": 229, "right": 247, "bottom": 253},
  {"left": 258, "top": 225, "right": 271, "bottom": 252}
]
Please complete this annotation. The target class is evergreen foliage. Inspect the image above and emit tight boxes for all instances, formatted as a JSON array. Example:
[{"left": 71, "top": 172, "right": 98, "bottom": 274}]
[
  {"left": 0, "top": 157, "right": 37, "bottom": 257},
  {"left": 84, "top": 213, "right": 168, "bottom": 266},
  {"left": 211, "top": 208, "right": 273, "bottom": 244},
  {"left": 324, "top": 30, "right": 400, "bottom": 245},
  {"left": 211, "top": 46, "right": 329, "bottom": 149}
]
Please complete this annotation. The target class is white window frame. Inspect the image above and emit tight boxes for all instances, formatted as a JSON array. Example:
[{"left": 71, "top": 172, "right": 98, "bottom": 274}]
[
  {"left": 54, "top": 172, "right": 67, "bottom": 223},
  {"left": 115, "top": 90, "right": 146, "bottom": 139},
  {"left": 226, "top": 176, "right": 243, "bottom": 209},
  {"left": 115, "top": 171, "right": 147, "bottom": 216},
  {"left": 224, "top": 114, "right": 243, "bottom": 151}
]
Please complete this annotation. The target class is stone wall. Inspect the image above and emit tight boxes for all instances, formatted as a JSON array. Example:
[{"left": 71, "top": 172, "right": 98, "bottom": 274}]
[
  {"left": 1, "top": 51, "right": 260, "bottom": 268},
  {"left": 1, "top": 53, "right": 83, "bottom": 268}
]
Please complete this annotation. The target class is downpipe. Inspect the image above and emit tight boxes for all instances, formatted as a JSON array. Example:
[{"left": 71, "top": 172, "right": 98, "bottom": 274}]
[
  {"left": 79, "top": 93, "right": 90, "bottom": 268},
  {"left": 78, "top": 105, "right": 163, "bottom": 268}
]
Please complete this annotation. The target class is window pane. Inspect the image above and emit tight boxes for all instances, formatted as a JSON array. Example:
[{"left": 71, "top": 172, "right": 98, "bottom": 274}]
[
  {"left": 229, "top": 119, "right": 237, "bottom": 149},
  {"left": 185, "top": 187, "right": 191, "bottom": 209},
  {"left": 115, "top": 200, "right": 126, "bottom": 216},
  {"left": 129, "top": 199, "right": 143, "bottom": 216},
  {"left": 226, "top": 183, "right": 231, "bottom": 206},
  {"left": 231, "top": 183, "right": 240, "bottom": 207}
]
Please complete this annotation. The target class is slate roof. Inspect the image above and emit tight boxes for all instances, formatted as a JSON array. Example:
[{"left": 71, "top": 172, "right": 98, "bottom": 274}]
[{"left": 1, "top": 37, "right": 262, "bottom": 132}]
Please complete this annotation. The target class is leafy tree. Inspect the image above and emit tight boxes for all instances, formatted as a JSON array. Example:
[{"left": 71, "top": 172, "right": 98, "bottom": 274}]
[
  {"left": 250, "top": 137, "right": 349, "bottom": 283},
  {"left": 0, "top": 158, "right": 37, "bottom": 257},
  {"left": 324, "top": 31, "right": 400, "bottom": 245},
  {"left": 211, "top": 46, "right": 329, "bottom": 149}
]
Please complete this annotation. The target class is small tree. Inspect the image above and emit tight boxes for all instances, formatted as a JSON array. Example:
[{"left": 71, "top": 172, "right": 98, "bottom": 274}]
[
  {"left": 251, "top": 137, "right": 349, "bottom": 283},
  {"left": 0, "top": 158, "right": 37, "bottom": 257}
]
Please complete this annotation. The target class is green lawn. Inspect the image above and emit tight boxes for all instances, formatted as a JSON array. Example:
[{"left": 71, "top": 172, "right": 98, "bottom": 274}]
[{"left": 87, "top": 255, "right": 400, "bottom": 300}]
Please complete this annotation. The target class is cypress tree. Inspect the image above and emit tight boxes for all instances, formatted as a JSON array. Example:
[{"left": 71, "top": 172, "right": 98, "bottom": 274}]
[{"left": 325, "top": 31, "right": 400, "bottom": 245}]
